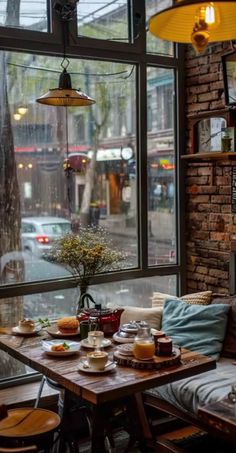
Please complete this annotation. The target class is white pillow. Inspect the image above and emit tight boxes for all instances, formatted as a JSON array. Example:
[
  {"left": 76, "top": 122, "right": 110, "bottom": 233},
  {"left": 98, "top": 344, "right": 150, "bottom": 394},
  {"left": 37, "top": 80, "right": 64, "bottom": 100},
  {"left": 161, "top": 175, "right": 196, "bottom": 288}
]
[{"left": 120, "top": 306, "right": 162, "bottom": 330}]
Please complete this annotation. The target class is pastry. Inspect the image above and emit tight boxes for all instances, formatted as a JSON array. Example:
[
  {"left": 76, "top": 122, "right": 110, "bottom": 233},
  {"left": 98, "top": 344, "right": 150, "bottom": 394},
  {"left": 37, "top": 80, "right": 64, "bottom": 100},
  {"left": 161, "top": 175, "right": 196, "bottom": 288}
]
[
  {"left": 57, "top": 317, "right": 79, "bottom": 334},
  {"left": 18, "top": 318, "right": 35, "bottom": 333}
]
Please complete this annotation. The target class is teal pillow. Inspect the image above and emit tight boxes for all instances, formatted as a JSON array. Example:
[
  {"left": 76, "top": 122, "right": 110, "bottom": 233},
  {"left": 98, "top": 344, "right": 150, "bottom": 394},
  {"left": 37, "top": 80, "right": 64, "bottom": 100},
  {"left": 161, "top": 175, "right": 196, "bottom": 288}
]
[{"left": 161, "top": 298, "right": 230, "bottom": 360}]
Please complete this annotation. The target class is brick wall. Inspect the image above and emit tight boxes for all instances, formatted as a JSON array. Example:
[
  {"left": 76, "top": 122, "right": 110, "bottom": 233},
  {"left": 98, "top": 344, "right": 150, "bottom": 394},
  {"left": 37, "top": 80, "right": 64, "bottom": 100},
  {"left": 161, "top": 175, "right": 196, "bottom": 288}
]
[{"left": 185, "top": 43, "right": 236, "bottom": 294}]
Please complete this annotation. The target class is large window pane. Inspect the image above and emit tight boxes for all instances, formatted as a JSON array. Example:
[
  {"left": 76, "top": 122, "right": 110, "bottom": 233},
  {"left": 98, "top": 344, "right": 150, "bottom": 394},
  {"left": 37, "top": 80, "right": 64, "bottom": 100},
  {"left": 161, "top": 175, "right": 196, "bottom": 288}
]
[
  {"left": 147, "top": 67, "right": 176, "bottom": 266},
  {"left": 0, "top": 52, "right": 137, "bottom": 289},
  {"left": 77, "top": 0, "right": 129, "bottom": 42},
  {"left": 0, "top": 1, "right": 48, "bottom": 32},
  {"left": 146, "top": 1, "right": 173, "bottom": 56}
]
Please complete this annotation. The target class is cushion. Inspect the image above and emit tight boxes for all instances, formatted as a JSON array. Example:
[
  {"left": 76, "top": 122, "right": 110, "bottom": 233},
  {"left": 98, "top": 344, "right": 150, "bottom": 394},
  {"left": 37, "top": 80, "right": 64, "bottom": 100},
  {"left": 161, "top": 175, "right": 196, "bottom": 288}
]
[
  {"left": 161, "top": 298, "right": 230, "bottom": 360},
  {"left": 211, "top": 296, "right": 236, "bottom": 358},
  {"left": 151, "top": 292, "right": 178, "bottom": 307},
  {"left": 151, "top": 290, "right": 212, "bottom": 307},
  {"left": 181, "top": 290, "right": 212, "bottom": 305},
  {"left": 120, "top": 306, "right": 162, "bottom": 330}
]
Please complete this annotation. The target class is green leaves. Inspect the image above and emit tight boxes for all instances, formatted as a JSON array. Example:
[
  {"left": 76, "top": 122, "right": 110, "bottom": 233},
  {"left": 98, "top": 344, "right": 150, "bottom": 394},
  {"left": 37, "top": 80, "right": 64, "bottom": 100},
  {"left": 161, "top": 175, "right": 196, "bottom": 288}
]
[{"left": 38, "top": 318, "right": 51, "bottom": 328}]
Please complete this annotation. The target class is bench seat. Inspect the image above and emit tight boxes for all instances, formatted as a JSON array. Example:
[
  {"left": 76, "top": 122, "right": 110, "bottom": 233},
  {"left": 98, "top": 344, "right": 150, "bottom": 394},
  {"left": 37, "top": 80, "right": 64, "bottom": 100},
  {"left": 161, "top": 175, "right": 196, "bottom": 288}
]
[{"left": 145, "top": 358, "right": 235, "bottom": 416}]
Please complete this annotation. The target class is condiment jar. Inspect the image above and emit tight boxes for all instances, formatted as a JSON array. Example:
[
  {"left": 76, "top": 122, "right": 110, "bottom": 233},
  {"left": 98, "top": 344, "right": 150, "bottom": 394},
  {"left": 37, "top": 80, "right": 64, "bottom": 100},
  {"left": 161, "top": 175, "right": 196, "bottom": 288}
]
[{"left": 133, "top": 322, "right": 155, "bottom": 360}]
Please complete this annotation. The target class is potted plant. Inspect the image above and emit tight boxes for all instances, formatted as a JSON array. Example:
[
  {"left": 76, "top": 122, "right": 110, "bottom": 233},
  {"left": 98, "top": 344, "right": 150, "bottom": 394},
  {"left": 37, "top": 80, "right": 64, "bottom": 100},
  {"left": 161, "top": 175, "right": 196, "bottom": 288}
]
[{"left": 48, "top": 227, "right": 126, "bottom": 315}]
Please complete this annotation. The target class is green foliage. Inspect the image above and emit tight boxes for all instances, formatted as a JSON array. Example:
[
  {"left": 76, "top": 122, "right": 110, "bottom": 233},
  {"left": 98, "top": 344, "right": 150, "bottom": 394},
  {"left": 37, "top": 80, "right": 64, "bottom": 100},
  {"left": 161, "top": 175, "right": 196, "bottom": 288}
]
[
  {"left": 49, "top": 227, "right": 126, "bottom": 287},
  {"left": 38, "top": 317, "right": 51, "bottom": 327}
]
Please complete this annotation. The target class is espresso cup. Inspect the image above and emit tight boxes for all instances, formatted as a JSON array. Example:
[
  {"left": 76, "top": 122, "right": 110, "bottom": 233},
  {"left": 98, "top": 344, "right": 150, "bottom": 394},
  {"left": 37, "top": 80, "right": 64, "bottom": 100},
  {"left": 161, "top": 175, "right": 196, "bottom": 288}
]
[
  {"left": 87, "top": 351, "right": 108, "bottom": 370},
  {"left": 87, "top": 330, "right": 104, "bottom": 348}
]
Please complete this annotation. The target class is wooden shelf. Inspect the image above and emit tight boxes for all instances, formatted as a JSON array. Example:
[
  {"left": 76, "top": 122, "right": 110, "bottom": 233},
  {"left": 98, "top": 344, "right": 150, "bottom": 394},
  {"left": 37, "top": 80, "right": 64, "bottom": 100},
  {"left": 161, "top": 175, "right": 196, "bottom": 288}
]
[{"left": 181, "top": 152, "right": 236, "bottom": 161}]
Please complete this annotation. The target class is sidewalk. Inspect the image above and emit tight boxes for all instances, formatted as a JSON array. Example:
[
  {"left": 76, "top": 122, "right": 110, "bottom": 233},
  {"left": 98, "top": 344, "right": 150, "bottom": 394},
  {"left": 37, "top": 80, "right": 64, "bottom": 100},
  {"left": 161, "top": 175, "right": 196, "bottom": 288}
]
[{"left": 100, "top": 211, "right": 175, "bottom": 244}]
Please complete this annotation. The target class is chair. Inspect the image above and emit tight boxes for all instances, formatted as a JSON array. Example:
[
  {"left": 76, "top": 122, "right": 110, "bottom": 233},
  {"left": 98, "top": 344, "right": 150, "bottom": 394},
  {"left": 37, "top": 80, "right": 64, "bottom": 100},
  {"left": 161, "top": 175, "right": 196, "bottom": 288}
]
[
  {"left": 35, "top": 376, "right": 92, "bottom": 453},
  {"left": 0, "top": 405, "right": 60, "bottom": 453}
]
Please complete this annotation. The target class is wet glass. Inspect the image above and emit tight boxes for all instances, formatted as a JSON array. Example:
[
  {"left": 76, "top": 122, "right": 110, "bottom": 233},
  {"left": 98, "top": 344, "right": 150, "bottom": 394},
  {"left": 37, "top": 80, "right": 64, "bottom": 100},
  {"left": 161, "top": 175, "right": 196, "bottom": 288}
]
[
  {"left": 77, "top": 0, "right": 129, "bottom": 42},
  {"left": 0, "top": 1, "right": 48, "bottom": 32},
  {"left": 147, "top": 67, "right": 176, "bottom": 266},
  {"left": 0, "top": 52, "right": 137, "bottom": 287},
  {"left": 146, "top": 0, "right": 173, "bottom": 56}
]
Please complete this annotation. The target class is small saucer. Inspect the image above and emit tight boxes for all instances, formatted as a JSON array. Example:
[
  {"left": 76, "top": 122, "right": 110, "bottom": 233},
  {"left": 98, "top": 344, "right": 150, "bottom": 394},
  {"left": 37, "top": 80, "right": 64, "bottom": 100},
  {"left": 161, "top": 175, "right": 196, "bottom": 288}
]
[
  {"left": 80, "top": 338, "right": 111, "bottom": 348},
  {"left": 78, "top": 360, "right": 116, "bottom": 373},
  {"left": 12, "top": 325, "right": 41, "bottom": 336}
]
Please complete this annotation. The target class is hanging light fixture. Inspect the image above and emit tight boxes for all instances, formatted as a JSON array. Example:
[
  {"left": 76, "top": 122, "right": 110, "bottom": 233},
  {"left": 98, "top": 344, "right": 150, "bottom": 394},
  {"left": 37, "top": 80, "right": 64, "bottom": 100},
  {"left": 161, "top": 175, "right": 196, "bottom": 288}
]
[
  {"left": 36, "top": 1, "right": 95, "bottom": 107},
  {"left": 36, "top": 57, "right": 95, "bottom": 107},
  {"left": 149, "top": 1, "right": 236, "bottom": 54}
]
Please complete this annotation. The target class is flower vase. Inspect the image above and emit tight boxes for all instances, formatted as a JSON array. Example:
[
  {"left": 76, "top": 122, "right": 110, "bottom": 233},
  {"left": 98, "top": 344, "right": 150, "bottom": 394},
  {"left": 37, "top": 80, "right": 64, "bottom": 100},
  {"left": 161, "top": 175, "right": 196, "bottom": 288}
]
[{"left": 76, "top": 285, "right": 89, "bottom": 317}]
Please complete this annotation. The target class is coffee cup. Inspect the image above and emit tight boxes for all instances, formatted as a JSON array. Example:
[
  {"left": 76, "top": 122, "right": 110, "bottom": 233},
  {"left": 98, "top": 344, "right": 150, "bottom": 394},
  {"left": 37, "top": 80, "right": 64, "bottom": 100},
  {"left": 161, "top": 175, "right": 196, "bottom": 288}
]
[
  {"left": 87, "top": 351, "right": 108, "bottom": 370},
  {"left": 87, "top": 330, "right": 104, "bottom": 348}
]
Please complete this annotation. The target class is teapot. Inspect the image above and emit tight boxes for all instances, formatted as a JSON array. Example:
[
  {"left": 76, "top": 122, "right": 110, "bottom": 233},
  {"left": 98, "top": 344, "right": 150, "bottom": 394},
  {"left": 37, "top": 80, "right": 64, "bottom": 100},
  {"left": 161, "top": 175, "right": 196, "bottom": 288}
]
[{"left": 78, "top": 293, "right": 124, "bottom": 336}]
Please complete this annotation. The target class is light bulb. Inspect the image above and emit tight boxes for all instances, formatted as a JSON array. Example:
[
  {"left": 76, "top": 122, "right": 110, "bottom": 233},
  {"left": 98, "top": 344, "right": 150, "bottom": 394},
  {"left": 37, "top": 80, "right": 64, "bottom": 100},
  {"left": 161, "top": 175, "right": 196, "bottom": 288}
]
[
  {"left": 197, "top": 3, "right": 220, "bottom": 27},
  {"left": 191, "top": 2, "right": 220, "bottom": 54},
  {"left": 205, "top": 5, "right": 216, "bottom": 24},
  {"left": 13, "top": 113, "right": 21, "bottom": 121},
  {"left": 17, "top": 106, "right": 28, "bottom": 115}
]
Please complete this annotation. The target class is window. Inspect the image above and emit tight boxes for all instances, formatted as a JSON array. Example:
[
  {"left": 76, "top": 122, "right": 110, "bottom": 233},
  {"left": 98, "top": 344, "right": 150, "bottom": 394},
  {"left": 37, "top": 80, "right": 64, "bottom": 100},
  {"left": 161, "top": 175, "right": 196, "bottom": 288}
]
[
  {"left": 0, "top": 1, "right": 183, "bottom": 382},
  {"left": 0, "top": 0, "right": 48, "bottom": 32},
  {"left": 147, "top": 67, "right": 176, "bottom": 265},
  {"left": 77, "top": 0, "right": 129, "bottom": 42},
  {"left": 146, "top": 0, "right": 173, "bottom": 56}
]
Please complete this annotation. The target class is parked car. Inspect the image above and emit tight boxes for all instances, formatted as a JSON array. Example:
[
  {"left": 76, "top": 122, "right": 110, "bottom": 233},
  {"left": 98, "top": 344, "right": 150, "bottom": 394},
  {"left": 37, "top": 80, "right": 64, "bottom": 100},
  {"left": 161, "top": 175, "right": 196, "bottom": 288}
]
[{"left": 21, "top": 216, "right": 71, "bottom": 257}]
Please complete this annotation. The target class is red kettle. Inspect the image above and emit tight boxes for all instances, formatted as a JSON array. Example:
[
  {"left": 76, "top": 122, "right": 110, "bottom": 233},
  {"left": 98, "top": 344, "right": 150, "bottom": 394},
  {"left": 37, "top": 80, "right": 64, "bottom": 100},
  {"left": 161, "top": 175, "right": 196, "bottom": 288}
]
[{"left": 78, "top": 293, "right": 124, "bottom": 335}]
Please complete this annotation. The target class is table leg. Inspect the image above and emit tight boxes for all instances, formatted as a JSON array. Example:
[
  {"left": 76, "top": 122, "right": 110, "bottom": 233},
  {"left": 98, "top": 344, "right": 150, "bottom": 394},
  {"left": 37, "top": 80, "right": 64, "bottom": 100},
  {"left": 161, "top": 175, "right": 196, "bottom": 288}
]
[
  {"left": 134, "top": 392, "right": 156, "bottom": 452},
  {"left": 91, "top": 405, "right": 107, "bottom": 453}
]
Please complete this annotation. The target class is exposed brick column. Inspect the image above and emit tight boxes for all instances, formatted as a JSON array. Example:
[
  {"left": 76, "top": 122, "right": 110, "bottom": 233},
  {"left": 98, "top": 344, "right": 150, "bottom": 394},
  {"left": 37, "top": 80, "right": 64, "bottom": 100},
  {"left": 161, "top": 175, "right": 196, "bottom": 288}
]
[{"left": 185, "top": 43, "right": 236, "bottom": 294}]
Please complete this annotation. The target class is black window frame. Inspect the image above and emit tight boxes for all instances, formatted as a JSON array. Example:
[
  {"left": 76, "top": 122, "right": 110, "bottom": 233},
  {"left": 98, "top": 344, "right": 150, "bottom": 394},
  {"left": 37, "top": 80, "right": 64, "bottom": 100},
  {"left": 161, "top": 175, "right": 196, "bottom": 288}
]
[{"left": 0, "top": 0, "right": 186, "bottom": 304}]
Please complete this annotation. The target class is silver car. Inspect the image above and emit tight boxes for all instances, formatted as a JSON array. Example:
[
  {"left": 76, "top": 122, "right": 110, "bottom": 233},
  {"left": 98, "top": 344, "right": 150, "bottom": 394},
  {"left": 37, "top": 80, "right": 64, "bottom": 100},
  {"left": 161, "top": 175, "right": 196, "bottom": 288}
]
[{"left": 21, "top": 216, "right": 71, "bottom": 257}]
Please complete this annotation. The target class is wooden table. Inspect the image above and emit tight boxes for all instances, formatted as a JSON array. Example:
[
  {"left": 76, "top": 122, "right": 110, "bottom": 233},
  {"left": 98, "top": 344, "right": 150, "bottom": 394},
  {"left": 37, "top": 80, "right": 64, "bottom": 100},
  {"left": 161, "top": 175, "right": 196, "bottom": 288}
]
[
  {"left": 0, "top": 331, "right": 216, "bottom": 452},
  {"left": 198, "top": 397, "right": 236, "bottom": 444}
]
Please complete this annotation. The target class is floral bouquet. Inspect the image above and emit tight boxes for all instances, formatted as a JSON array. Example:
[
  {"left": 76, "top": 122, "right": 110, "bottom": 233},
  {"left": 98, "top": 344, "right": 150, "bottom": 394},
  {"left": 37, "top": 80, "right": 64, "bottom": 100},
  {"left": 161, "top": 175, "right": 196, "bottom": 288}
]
[{"left": 48, "top": 227, "right": 126, "bottom": 314}]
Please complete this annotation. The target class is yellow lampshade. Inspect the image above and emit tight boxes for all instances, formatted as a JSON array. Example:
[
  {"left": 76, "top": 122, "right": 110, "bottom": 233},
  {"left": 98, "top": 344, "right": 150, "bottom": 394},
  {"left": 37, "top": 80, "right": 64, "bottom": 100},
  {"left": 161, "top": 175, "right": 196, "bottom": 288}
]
[{"left": 149, "top": 1, "right": 236, "bottom": 45}]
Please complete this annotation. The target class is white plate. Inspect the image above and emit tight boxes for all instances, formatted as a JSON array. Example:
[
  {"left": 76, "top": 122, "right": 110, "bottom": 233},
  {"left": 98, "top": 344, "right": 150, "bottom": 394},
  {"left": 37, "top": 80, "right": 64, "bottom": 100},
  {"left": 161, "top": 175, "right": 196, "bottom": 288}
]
[
  {"left": 42, "top": 339, "right": 80, "bottom": 356},
  {"left": 12, "top": 325, "right": 42, "bottom": 336},
  {"left": 46, "top": 323, "right": 80, "bottom": 338},
  {"left": 78, "top": 360, "right": 116, "bottom": 373},
  {"left": 81, "top": 338, "right": 112, "bottom": 349}
]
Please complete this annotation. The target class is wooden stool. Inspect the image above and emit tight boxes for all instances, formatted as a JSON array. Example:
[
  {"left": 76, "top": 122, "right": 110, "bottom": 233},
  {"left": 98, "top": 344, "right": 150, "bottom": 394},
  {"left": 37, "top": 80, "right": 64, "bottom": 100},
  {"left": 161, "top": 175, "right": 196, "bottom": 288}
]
[{"left": 0, "top": 408, "right": 60, "bottom": 453}]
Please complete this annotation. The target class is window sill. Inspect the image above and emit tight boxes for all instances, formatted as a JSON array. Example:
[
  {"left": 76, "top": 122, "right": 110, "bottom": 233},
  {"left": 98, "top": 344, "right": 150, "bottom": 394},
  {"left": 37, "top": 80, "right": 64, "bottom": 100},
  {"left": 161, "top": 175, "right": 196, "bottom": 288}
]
[{"left": 181, "top": 152, "right": 236, "bottom": 161}]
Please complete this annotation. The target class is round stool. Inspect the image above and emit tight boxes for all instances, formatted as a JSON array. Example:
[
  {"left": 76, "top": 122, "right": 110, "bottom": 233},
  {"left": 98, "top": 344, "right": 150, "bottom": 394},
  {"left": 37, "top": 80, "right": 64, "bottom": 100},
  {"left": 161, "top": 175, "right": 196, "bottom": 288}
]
[{"left": 0, "top": 408, "right": 60, "bottom": 452}]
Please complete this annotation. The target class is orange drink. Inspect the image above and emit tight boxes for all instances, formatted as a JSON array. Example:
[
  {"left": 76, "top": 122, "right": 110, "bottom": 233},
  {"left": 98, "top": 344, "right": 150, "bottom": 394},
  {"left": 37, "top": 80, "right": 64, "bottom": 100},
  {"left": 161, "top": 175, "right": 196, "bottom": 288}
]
[{"left": 133, "top": 341, "right": 155, "bottom": 360}]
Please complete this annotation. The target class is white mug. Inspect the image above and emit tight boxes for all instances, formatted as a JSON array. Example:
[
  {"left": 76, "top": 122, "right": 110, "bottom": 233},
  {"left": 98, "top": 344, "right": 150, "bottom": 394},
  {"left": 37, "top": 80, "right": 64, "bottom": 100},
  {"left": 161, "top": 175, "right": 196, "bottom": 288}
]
[
  {"left": 87, "top": 330, "right": 104, "bottom": 348},
  {"left": 87, "top": 351, "right": 108, "bottom": 370}
]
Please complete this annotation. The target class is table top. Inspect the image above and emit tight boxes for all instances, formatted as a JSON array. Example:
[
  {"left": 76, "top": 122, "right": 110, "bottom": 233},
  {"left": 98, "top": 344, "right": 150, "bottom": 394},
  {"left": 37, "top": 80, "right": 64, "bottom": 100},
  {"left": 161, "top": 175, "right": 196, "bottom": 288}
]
[
  {"left": 198, "top": 397, "right": 236, "bottom": 439},
  {"left": 0, "top": 331, "right": 216, "bottom": 405}
]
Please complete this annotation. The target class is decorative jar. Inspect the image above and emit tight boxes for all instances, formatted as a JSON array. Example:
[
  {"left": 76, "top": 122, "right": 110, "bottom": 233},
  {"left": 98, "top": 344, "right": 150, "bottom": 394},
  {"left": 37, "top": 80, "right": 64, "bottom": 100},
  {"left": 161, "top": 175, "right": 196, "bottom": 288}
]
[{"left": 133, "top": 322, "right": 155, "bottom": 360}]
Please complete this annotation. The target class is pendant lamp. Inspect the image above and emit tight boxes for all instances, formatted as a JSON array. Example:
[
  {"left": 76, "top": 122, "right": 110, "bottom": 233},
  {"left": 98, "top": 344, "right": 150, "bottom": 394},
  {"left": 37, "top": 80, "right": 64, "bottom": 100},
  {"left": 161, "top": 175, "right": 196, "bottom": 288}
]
[
  {"left": 36, "top": 58, "right": 95, "bottom": 107},
  {"left": 149, "top": 1, "right": 236, "bottom": 54}
]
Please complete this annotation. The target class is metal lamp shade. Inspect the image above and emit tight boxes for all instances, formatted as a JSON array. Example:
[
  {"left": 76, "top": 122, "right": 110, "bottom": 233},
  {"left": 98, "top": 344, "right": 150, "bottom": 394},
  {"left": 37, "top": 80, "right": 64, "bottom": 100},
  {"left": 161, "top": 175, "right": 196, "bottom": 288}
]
[
  {"left": 36, "top": 68, "right": 95, "bottom": 107},
  {"left": 149, "top": 0, "right": 236, "bottom": 44}
]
